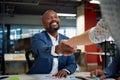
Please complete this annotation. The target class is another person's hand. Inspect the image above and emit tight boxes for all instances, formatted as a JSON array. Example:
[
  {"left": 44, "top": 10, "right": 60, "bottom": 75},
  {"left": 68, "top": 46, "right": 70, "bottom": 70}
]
[
  {"left": 52, "top": 69, "right": 68, "bottom": 78},
  {"left": 116, "top": 76, "right": 120, "bottom": 80},
  {"left": 90, "top": 69, "right": 106, "bottom": 79}
]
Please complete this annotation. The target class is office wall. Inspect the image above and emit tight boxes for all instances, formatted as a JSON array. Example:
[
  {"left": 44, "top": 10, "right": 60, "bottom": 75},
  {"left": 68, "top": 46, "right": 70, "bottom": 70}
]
[{"left": 76, "top": 4, "right": 85, "bottom": 52}]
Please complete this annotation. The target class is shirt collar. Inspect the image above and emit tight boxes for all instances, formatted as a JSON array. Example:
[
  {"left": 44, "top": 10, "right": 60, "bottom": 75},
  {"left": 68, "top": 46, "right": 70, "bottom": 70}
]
[{"left": 47, "top": 32, "right": 59, "bottom": 43}]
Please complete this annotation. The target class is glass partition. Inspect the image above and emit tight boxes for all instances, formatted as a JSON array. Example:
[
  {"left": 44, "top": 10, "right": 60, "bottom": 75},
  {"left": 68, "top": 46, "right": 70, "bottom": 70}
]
[{"left": 0, "top": 25, "right": 76, "bottom": 54}]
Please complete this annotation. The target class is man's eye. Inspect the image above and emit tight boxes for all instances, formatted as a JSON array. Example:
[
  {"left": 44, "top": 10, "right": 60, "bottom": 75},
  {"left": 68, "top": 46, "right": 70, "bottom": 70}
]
[
  {"left": 55, "top": 16, "right": 58, "bottom": 18},
  {"left": 47, "top": 17, "right": 50, "bottom": 19}
]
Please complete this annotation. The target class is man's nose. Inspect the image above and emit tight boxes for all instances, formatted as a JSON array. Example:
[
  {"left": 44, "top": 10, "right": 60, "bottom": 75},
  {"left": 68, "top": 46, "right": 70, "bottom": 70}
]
[{"left": 51, "top": 17, "right": 56, "bottom": 20}]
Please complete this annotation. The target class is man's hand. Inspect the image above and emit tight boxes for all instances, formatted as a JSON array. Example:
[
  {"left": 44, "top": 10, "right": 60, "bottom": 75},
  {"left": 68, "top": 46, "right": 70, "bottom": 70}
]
[
  {"left": 90, "top": 69, "right": 106, "bottom": 79},
  {"left": 52, "top": 69, "right": 68, "bottom": 78},
  {"left": 55, "top": 40, "right": 76, "bottom": 56}
]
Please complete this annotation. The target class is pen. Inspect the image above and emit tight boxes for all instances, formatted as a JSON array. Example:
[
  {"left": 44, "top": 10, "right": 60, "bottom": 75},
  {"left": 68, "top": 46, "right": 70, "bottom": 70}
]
[
  {"left": 75, "top": 76, "right": 87, "bottom": 80},
  {"left": 0, "top": 76, "right": 9, "bottom": 79}
]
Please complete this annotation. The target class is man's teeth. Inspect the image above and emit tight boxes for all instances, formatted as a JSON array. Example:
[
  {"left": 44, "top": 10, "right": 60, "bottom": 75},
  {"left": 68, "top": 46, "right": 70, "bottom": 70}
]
[{"left": 52, "top": 22, "right": 57, "bottom": 25}]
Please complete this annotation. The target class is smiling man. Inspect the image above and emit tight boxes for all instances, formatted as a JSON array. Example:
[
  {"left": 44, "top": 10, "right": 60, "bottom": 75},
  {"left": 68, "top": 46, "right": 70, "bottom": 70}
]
[{"left": 27, "top": 10, "right": 77, "bottom": 78}]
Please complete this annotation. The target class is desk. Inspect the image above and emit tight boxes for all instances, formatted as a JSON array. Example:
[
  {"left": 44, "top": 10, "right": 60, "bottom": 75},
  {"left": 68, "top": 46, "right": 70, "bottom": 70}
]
[
  {"left": 0, "top": 72, "right": 90, "bottom": 80},
  {"left": 4, "top": 54, "right": 26, "bottom": 61},
  {"left": 85, "top": 52, "right": 113, "bottom": 69},
  {"left": 4, "top": 54, "right": 27, "bottom": 74},
  {"left": 0, "top": 72, "right": 116, "bottom": 80}
]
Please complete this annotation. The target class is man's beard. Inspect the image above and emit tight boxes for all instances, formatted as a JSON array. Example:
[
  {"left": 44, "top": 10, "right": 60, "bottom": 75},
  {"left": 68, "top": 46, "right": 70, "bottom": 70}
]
[{"left": 49, "top": 26, "right": 60, "bottom": 32}]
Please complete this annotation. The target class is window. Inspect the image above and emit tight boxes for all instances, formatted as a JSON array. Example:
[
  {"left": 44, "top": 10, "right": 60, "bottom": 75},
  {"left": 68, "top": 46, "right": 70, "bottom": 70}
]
[{"left": 0, "top": 24, "right": 76, "bottom": 53}]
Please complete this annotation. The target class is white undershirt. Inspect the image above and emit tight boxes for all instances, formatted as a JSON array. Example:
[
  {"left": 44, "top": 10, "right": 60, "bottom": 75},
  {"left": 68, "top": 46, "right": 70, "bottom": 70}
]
[
  {"left": 48, "top": 33, "right": 70, "bottom": 74},
  {"left": 47, "top": 33, "right": 59, "bottom": 74}
]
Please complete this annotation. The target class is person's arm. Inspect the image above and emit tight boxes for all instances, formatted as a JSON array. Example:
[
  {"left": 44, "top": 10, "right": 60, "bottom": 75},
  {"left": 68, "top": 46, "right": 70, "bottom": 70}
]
[
  {"left": 52, "top": 55, "right": 77, "bottom": 78},
  {"left": 62, "top": 55, "right": 77, "bottom": 74},
  {"left": 62, "top": 19, "right": 110, "bottom": 47},
  {"left": 66, "top": 30, "right": 92, "bottom": 47}
]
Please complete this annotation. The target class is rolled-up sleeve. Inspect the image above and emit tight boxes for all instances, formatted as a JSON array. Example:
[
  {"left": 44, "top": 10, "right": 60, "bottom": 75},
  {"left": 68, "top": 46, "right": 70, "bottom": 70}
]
[{"left": 89, "top": 19, "right": 110, "bottom": 43}]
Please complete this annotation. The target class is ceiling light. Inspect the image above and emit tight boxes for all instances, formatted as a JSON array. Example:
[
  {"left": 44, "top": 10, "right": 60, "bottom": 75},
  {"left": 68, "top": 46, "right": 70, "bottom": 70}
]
[
  {"left": 90, "top": 0, "right": 100, "bottom": 4},
  {"left": 57, "top": 13, "right": 76, "bottom": 17}
]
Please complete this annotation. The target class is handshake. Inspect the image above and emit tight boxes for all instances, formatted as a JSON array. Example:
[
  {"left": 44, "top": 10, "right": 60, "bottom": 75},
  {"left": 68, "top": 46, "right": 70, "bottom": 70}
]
[{"left": 55, "top": 40, "right": 77, "bottom": 56}]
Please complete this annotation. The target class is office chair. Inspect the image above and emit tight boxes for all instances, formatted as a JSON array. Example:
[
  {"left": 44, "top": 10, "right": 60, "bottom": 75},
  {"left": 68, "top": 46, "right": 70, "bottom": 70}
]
[
  {"left": 25, "top": 49, "right": 34, "bottom": 69},
  {"left": 97, "top": 41, "right": 116, "bottom": 68},
  {"left": 74, "top": 49, "right": 81, "bottom": 66},
  {"left": 0, "top": 54, "right": 5, "bottom": 75}
]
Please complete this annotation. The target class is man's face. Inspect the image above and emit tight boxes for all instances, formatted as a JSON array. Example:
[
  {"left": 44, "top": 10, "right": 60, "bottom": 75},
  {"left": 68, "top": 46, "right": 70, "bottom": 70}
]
[{"left": 42, "top": 10, "right": 60, "bottom": 33}]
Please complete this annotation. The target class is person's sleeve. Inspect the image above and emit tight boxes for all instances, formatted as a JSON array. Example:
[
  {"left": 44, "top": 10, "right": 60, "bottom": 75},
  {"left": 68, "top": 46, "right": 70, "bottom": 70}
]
[
  {"left": 89, "top": 19, "right": 110, "bottom": 43},
  {"left": 63, "top": 69, "right": 70, "bottom": 74},
  {"left": 63, "top": 55, "right": 77, "bottom": 74},
  {"left": 31, "top": 34, "right": 52, "bottom": 58}
]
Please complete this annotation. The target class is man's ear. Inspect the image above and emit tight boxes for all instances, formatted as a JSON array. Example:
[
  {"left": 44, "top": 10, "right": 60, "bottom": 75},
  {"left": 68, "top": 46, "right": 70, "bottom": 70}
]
[{"left": 41, "top": 21, "right": 45, "bottom": 27}]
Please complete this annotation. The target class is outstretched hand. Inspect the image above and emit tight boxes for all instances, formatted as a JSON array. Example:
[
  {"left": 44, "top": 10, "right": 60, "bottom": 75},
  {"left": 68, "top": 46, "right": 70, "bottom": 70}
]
[
  {"left": 61, "top": 40, "right": 77, "bottom": 56},
  {"left": 55, "top": 40, "right": 76, "bottom": 56}
]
